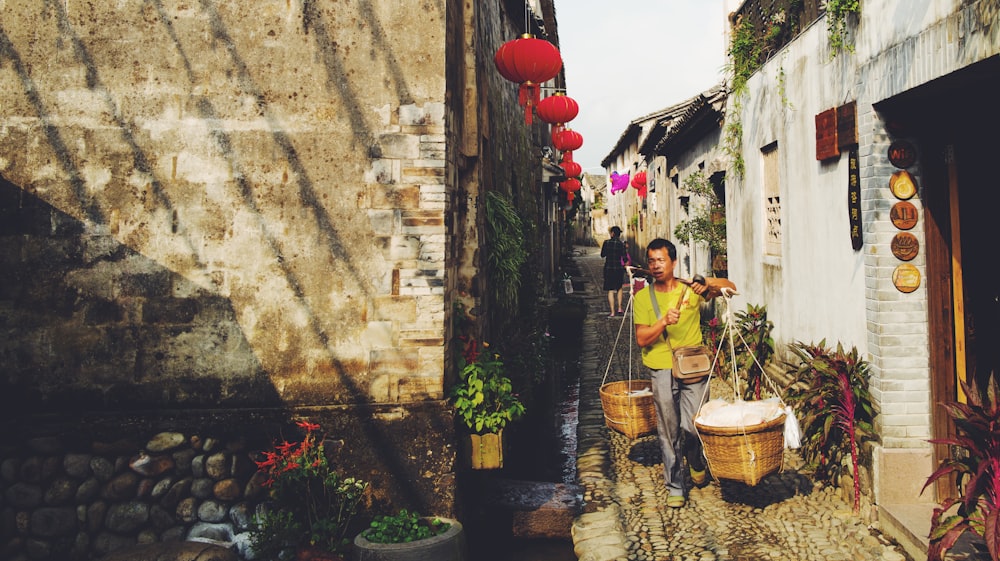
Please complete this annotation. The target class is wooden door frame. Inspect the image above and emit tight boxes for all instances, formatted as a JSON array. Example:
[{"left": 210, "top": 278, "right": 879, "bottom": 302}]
[{"left": 923, "top": 140, "right": 959, "bottom": 502}]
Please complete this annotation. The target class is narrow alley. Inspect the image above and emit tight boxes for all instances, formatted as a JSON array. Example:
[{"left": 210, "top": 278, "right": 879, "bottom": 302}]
[{"left": 566, "top": 245, "right": 911, "bottom": 561}]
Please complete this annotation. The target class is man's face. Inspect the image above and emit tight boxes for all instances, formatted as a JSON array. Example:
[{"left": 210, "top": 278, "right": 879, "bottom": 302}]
[{"left": 646, "top": 248, "right": 673, "bottom": 280}]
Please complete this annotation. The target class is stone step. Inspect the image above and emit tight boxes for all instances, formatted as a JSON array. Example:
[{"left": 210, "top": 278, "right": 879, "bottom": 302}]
[{"left": 482, "top": 478, "right": 584, "bottom": 539}]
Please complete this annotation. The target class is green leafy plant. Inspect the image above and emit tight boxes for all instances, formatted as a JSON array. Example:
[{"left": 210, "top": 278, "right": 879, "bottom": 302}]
[
  {"left": 673, "top": 171, "right": 727, "bottom": 258},
  {"left": 484, "top": 191, "right": 528, "bottom": 312},
  {"left": 825, "top": 0, "right": 860, "bottom": 56},
  {"left": 922, "top": 375, "right": 1000, "bottom": 561},
  {"left": 250, "top": 421, "right": 368, "bottom": 558},
  {"left": 451, "top": 341, "right": 526, "bottom": 434},
  {"left": 361, "top": 509, "right": 451, "bottom": 544},
  {"left": 784, "top": 341, "right": 876, "bottom": 513}
]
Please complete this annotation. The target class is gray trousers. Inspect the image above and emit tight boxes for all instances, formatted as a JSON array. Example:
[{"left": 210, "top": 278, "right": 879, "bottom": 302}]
[{"left": 649, "top": 368, "right": 708, "bottom": 495}]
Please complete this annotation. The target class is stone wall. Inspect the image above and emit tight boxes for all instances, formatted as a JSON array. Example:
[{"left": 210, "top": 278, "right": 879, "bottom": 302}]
[
  {"left": 0, "top": 0, "right": 460, "bottom": 554},
  {"left": 0, "top": 1, "right": 451, "bottom": 410},
  {"left": 0, "top": 406, "right": 455, "bottom": 561}
]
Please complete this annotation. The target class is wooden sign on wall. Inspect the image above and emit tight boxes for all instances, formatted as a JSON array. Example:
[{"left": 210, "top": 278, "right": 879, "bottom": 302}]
[
  {"left": 815, "top": 108, "right": 839, "bottom": 160},
  {"left": 837, "top": 102, "right": 858, "bottom": 149}
]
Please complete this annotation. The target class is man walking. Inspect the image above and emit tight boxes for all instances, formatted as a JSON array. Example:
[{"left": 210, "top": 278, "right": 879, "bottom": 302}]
[{"left": 633, "top": 238, "right": 715, "bottom": 507}]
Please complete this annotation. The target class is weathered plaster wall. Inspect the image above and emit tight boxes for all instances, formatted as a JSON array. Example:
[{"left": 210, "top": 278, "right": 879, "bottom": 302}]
[
  {"left": 0, "top": 1, "right": 467, "bottom": 553},
  {"left": 727, "top": 0, "right": 1000, "bottom": 510},
  {"left": 0, "top": 1, "right": 450, "bottom": 408}
]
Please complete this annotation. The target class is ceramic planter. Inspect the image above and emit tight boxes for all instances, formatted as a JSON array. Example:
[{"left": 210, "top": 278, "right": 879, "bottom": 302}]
[{"left": 352, "top": 518, "right": 466, "bottom": 561}]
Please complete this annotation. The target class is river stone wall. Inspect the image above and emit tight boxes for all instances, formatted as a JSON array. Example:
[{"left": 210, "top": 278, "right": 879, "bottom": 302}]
[{"left": 1, "top": 428, "right": 274, "bottom": 561}]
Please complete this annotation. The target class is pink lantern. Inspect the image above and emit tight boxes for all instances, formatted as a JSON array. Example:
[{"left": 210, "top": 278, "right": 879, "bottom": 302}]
[{"left": 610, "top": 171, "right": 629, "bottom": 195}]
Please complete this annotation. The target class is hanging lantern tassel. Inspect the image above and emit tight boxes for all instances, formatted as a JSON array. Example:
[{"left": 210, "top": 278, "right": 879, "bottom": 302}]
[{"left": 519, "top": 82, "right": 541, "bottom": 125}]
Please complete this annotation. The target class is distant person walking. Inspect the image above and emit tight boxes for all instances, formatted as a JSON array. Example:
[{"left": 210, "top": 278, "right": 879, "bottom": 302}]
[{"left": 600, "top": 226, "right": 628, "bottom": 318}]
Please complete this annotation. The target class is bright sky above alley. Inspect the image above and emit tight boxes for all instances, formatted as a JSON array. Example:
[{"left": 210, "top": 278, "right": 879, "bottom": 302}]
[{"left": 554, "top": 0, "right": 728, "bottom": 172}]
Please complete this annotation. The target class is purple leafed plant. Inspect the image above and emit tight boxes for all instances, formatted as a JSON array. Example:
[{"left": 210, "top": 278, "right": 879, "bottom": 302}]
[
  {"left": 785, "top": 341, "right": 875, "bottom": 513},
  {"left": 922, "top": 375, "right": 1000, "bottom": 561}
]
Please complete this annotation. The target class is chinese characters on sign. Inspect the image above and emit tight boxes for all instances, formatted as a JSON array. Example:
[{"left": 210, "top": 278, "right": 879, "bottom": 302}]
[{"left": 848, "top": 149, "right": 863, "bottom": 250}]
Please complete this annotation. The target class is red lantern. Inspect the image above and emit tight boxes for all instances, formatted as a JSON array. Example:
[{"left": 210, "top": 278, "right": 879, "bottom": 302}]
[
  {"left": 537, "top": 93, "right": 579, "bottom": 129},
  {"left": 559, "top": 178, "right": 581, "bottom": 193},
  {"left": 494, "top": 34, "right": 563, "bottom": 125},
  {"left": 631, "top": 171, "right": 647, "bottom": 189},
  {"left": 560, "top": 160, "right": 582, "bottom": 179},
  {"left": 552, "top": 129, "right": 583, "bottom": 152}
]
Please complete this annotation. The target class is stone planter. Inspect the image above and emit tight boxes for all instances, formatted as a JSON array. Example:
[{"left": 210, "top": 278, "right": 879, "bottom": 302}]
[{"left": 352, "top": 518, "right": 466, "bottom": 561}]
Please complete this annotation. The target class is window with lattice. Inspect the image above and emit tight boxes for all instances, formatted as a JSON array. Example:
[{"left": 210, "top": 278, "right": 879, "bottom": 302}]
[{"left": 762, "top": 143, "right": 781, "bottom": 256}]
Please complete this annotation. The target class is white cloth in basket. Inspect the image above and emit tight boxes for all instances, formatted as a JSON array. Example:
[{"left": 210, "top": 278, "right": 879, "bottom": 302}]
[{"left": 696, "top": 398, "right": 784, "bottom": 428}]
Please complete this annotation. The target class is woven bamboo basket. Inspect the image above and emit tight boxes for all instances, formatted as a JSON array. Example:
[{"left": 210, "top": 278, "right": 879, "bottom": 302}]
[
  {"left": 695, "top": 413, "right": 785, "bottom": 486},
  {"left": 600, "top": 380, "right": 656, "bottom": 440}
]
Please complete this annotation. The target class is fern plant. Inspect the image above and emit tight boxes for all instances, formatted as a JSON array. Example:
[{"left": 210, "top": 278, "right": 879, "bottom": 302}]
[
  {"left": 784, "top": 340, "right": 876, "bottom": 513},
  {"left": 484, "top": 191, "right": 527, "bottom": 312}
]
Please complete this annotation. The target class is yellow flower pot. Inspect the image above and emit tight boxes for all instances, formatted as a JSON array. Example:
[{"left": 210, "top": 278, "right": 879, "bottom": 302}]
[{"left": 468, "top": 430, "right": 504, "bottom": 470}]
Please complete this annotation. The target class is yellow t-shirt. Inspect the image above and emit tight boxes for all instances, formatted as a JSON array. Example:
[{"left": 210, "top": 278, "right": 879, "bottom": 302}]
[{"left": 633, "top": 283, "right": 704, "bottom": 370}]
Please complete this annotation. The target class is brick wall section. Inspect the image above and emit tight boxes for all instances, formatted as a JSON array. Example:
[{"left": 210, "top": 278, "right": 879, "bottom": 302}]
[{"left": 859, "top": 1, "right": 999, "bottom": 448}]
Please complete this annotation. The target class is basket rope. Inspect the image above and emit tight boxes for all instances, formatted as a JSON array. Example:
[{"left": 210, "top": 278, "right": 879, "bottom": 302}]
[{"left": 695, "top": 289, "right": 788, "bottom": 484}]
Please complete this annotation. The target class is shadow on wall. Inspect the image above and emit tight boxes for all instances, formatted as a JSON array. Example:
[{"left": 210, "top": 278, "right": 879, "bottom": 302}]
[{"left": 0, "top": 175, "right": 277, "bottom": 413}]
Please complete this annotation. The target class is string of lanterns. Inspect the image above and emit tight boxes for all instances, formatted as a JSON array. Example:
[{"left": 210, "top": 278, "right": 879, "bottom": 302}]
[{"left": 496, "top": 30, "right": 644, "bottom": 206}]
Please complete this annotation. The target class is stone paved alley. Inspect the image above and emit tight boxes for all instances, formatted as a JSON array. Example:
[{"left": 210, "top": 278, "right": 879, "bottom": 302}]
[{"left": 566, "top": 245, "right": 913, "bottom": 561}]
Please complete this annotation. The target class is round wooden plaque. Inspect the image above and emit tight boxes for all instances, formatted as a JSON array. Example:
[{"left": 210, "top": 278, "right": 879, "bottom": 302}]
[
  {"left": 891, "top": 232, "right": 919, "bottom": 261},
  {"left": 892, "top": 264, "right": 921, "bottom": 293},
  {"left": 890, "top": 170, "right": 917, "bottom": 200},
  {"left": 888, "top": 140, "right": 917, "bottom": 168},
  {"left": 890, "top": 201, "right": 918, "bottom": 230}
]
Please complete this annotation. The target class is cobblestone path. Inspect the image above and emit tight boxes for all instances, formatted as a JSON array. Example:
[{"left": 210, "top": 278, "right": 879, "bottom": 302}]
[{"left": 568, "top": 245, "right": 910, "bottom": 561}]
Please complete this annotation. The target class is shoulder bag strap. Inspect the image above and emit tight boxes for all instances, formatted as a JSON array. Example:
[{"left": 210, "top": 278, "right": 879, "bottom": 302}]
[{"left": 649, "top": 284, "right": 688, "bottom": 347}]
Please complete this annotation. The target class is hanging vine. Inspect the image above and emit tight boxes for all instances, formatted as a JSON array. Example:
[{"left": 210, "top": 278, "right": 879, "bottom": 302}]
[{"left": 826, "top": 0, "right": 860, "bottom": 56}]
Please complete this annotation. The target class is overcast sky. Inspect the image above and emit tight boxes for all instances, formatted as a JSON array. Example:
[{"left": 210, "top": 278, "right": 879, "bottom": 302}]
[{"left": 553, "top": 1, "right": 729, "bottom": 173}]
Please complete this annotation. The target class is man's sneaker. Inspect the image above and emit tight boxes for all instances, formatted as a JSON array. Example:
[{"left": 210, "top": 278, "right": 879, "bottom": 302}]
[
  {"left": 690, "top": 467, "right": 706, "bottom": 486},
  {"left": 666, "top": 494, "right": 685, "bottom": 508}
]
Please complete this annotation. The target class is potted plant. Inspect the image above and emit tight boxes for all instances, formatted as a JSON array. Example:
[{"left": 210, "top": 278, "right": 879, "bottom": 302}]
[
  {"left": 250, "top": 421, "right": 369, "bottom": 561},
  {"left": 922, "top": 375, "right": 1000, "bottom": 561},
  {"left": 450, "top": 341, "right": 526, "bottom": 469},
  {"left": 353, "top": 509, "right": 466, "bottom": 561}
]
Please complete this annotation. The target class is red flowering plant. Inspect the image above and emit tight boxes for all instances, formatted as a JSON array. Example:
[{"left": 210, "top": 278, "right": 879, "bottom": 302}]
[{"left": 249, "top": 421, "right": 368, "bottom": 559}]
